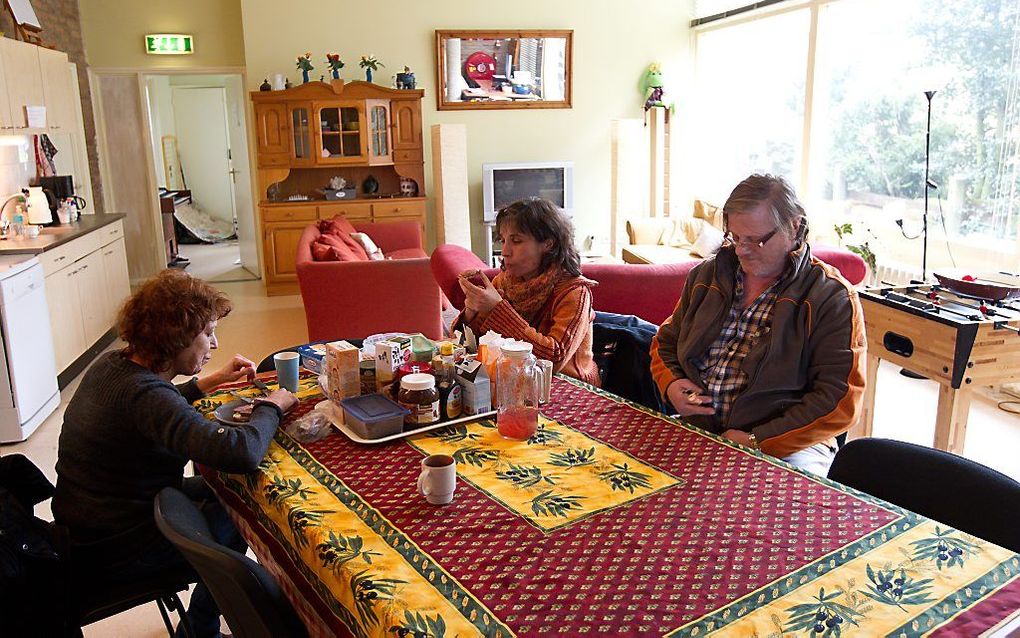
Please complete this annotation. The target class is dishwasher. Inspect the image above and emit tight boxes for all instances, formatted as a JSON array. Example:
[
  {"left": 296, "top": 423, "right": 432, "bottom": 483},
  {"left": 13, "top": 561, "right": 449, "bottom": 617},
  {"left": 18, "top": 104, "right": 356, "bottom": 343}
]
[{"left": 0, "top": 257, "right": 59, "bottom": 443}]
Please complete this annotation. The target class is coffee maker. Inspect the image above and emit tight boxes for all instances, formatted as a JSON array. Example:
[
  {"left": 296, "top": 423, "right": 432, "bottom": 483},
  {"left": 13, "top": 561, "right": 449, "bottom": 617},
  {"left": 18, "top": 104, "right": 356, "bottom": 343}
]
[{"left": 38, "top": 175, "right": 86, "bottom": 225}]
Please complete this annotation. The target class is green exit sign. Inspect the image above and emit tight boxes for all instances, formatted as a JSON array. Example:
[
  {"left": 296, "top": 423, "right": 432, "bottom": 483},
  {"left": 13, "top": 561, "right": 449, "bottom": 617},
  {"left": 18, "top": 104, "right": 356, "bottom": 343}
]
[{"left": 145, "top": 34, "right": 194, "bottom": 55}]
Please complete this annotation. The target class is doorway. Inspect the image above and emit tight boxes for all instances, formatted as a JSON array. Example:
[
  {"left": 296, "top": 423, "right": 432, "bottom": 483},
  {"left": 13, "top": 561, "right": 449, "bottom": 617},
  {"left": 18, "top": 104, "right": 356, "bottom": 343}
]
[{"left": 144, "top": 73, "right": 258, "bottom": 282}]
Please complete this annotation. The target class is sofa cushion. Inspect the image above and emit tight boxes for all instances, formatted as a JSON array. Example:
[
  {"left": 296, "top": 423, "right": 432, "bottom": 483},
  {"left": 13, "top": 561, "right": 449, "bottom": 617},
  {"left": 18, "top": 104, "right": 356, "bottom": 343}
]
[
  {"left": 351, "top": 232, "right": 385, "bottom": 260},
  {"left": 626, "top": 219, "right": 673, "bottom": 246},
  {"left": 693, "top": 199, "right": 723, "bottom": 229},
  {"left": 386, "top": 247, "right": 429, "bottom": 260},
  {"left": 314, "top": 234, "right": 364, "bottom": 262},
  {"left": 690, "top": 223, "right": 725, "bottom": 258},
  {"left": 667, "top": 217, "right": 707, "bottom": 249},
  {"left": 318, "top": 215, "right": 370, "bottom": 260}
]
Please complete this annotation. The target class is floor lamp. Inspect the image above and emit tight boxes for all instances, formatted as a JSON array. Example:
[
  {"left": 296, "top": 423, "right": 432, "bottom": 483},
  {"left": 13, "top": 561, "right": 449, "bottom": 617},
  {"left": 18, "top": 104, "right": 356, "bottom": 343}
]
[{"left": 922, "top": 89, "right": 936, "bottom": 282}]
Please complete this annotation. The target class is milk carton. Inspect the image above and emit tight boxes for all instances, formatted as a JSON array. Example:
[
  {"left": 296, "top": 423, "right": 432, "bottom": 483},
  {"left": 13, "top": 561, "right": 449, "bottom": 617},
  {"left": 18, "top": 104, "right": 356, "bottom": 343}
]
[
  {"left": 455, "top": 358, "right": 492, "bottom": 416},
  {"left": 326, "top": 340, "right": 360, "bottom": 403},
  {"left": 375, "top": 336, "right": 412, "bottom": 391}
]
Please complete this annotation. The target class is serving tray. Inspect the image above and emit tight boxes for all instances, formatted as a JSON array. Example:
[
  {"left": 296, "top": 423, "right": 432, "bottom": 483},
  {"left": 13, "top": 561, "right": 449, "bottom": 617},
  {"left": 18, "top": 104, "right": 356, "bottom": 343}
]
[{"left": 319, "top": 400, "right": 497, "bottom": 445}]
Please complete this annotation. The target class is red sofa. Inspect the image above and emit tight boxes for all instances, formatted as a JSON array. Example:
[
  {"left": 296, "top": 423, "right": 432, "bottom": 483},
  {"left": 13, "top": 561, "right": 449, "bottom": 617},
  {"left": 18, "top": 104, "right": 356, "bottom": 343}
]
[
  {"left": 430, "top": 243, "right": 866, "bottom": 326},
  {"left": 296, "top": 220, "right": 443, "bottom": 341}
]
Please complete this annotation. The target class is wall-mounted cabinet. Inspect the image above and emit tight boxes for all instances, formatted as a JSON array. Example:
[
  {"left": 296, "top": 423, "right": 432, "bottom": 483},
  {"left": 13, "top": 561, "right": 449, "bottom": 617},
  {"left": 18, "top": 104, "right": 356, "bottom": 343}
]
[
  {"left": 0, "top": 39, "right": 77, "bottom": 132},
  {"left": 252, "top": 80, "right": 427, "bottom": 295}
]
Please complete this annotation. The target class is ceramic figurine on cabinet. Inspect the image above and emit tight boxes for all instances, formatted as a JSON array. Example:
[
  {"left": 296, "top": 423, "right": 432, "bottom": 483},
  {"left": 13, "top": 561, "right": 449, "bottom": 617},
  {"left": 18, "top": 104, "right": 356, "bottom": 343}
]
[
  {"left": 362, "top": 174, "right": 379, "bottom": 194},
  {"left": 399, "top": 177, "right": 418, "bottom": 197},
  {"left": 396, "top": 66, "right": 416, "bottom": 90},
  {"left": 259, "top": 78, "right": 271, "bottom": 91}
]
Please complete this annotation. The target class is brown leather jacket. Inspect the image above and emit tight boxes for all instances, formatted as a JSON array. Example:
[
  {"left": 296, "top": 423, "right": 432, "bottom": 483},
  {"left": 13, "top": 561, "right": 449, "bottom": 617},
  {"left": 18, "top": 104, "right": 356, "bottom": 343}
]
[
  {"left": 470, "top": 273, "right": 600, "bottom": 386},
  {"left": 650, "top": 243, "right": 866, "bottom": 457}
]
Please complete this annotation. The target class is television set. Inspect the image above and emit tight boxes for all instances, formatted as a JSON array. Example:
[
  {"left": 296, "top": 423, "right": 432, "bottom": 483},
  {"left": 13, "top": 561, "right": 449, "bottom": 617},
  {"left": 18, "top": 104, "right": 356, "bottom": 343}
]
[{"left": 482, "top": 161, "right": 574, "bottom": 223}]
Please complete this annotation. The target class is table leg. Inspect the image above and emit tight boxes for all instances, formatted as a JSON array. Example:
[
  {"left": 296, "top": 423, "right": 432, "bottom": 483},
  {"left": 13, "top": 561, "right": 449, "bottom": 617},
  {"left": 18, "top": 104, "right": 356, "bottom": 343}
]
[
  {"left": 934, "top": 383, "right": 972, "bottom": 454},
  {"left": 850, "top": 354, "right": 880, "bottom": 440}
]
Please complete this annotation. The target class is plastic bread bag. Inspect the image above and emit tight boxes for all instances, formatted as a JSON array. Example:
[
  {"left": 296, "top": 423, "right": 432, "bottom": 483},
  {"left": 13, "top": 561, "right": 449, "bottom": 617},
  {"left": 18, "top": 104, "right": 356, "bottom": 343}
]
[{"left": 285, "top": 400, "right": 335, "bottom": 443}]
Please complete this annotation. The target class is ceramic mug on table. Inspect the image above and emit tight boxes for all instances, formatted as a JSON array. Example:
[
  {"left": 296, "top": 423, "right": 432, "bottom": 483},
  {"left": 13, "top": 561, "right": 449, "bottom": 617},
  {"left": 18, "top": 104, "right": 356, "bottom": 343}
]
[
  {"left": 274, "top": 351, "right": 300, "bottom": 392},
  {"left": 417, "top": 454, "right": 457, "bottom": 505}
]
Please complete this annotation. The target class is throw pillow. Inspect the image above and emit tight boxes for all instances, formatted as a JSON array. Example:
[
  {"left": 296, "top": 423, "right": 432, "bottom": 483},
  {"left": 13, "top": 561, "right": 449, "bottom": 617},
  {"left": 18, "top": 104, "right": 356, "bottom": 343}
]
[
  {"left": 693, "top": 199, "right": 723, "bottom": 230},
  {"left": 311, "top": 241, "right": 340, "bottom": 261},
  {"left": 690, "top": 223, "right": 726, "bottom": 258},
  {"left": 350, "top": 232, "right": 385, "bottom": 260},
  {"left": 316, "top": 234, "right": 362, "bottom": 261},
  {"left": 668, "top": 218, "right": 706, "bottom": 249},
  {"left": 317, "top": 215, "right": 358, "bottom": 236}
]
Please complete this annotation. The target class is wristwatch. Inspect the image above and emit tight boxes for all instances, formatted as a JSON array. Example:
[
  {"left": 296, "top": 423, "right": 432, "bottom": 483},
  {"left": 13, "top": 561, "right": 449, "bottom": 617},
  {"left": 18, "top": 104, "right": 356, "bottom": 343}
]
[{"left": 746, "top": 432, "right": 759, "bottom": 450}]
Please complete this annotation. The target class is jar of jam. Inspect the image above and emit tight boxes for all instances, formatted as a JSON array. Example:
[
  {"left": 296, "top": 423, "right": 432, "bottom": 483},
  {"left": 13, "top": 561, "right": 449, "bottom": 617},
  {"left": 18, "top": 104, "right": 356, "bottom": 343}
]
[
  {"left": 398, "top": 373, "right": 439, "bottom": 428},
  {"left": 390, "top": 361, "right": 433, "bottom": 400}
]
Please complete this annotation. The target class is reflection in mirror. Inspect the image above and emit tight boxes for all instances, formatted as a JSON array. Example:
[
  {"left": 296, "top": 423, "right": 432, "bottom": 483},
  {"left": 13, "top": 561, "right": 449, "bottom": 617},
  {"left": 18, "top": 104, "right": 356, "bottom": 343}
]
[{"left": 436, "top": 30, "right": 572, "bottom": 110}]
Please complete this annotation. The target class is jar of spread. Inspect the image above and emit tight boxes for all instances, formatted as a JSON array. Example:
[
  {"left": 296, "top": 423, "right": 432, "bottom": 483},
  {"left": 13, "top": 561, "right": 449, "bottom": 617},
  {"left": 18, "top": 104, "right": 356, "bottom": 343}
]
[{"left": 398, "top": 373, "right": 439, "bottom": 428}]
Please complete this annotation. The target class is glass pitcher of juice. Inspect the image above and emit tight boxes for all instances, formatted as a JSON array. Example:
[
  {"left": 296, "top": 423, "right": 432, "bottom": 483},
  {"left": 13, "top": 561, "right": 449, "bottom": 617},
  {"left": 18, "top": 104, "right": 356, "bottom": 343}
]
[{"left": 495, "top": 342, "right": 542, "bottom": 440}]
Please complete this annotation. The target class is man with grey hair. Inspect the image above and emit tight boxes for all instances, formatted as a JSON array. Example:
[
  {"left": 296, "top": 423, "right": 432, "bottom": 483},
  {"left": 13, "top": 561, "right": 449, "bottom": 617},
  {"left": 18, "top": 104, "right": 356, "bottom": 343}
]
[{"left": 650, "top": 173, "right": 866, "bottom": 474}]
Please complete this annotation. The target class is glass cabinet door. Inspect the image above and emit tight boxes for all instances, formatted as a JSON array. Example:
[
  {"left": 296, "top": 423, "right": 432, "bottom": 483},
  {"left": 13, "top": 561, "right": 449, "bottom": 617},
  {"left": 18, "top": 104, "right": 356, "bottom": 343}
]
[
  {"left": 370, "top": 105, "right": 389, "bottom": 156},
  {"left": 318, "top": 104, "right": 363, "bottom": 161},
  {"left": 290, "top": 104, "right": 312, "bottom": 163}
]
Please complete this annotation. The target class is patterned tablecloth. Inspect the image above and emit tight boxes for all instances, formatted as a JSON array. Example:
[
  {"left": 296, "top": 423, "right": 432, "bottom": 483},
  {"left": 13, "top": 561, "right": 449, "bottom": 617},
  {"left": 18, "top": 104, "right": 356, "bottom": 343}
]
[{"left": 197, "top": 374, "right": 1020, "bottom": 638}]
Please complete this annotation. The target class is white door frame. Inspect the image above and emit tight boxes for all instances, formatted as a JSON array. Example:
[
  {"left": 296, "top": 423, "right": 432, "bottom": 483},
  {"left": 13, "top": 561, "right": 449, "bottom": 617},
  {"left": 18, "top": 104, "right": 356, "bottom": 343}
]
[{"left": 89, "top": 65, "right": 262, "bottom": 280}]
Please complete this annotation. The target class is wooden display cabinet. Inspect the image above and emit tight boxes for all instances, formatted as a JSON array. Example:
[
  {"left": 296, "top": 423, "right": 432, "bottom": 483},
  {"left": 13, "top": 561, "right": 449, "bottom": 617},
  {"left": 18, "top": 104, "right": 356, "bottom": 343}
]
[{"left": 251, "top": 80, "right": 426, "bottom": 295}]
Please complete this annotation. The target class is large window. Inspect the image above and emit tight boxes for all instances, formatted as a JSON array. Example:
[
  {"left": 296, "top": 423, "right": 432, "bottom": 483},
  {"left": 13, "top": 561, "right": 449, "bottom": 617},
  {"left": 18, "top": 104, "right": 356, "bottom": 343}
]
[{"left": 690, "top": 0, "right": 1020, "bottom": 278}]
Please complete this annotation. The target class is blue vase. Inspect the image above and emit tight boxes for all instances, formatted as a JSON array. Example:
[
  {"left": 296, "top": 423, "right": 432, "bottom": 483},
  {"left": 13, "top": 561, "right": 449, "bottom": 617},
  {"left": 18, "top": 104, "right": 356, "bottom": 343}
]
[
  {"left": 302, "top": 69, "right": 309, "bottom": 84},
  {"left": 366, "top": 69, "right": 373, "bottom": 83},
  {"left": 332, "top": 69, "right": 339, "bottom": 80}
]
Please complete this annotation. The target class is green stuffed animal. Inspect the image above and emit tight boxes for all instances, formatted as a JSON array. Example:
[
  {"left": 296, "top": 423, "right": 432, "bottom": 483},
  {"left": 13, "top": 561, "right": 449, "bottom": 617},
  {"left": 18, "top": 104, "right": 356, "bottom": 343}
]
[{"left": 640, "top": 63, "right": 675, "bottom": 122}]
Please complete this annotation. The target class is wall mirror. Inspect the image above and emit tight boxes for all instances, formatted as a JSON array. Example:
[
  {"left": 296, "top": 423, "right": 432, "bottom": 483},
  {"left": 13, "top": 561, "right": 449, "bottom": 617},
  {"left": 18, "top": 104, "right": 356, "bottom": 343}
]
[{"left": 435, "top": 30, "right": 573, "bottom": 110}]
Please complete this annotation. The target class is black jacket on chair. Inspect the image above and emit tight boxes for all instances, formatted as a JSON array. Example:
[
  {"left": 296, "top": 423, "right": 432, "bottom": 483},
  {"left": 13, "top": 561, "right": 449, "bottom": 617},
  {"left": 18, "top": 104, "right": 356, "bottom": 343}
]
[{"left": 0, "top": 454, "right": 75, "bottom": 636}]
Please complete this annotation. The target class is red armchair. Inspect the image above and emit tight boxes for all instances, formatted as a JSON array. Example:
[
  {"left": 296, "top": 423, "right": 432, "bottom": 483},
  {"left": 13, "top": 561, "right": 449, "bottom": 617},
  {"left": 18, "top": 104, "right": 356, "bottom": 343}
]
[
  {"left": 296, "top": 220, "right": 443, "bottom": 341},
  {"left": 430, "top": 243, "right": 867, "bottom": 326}
]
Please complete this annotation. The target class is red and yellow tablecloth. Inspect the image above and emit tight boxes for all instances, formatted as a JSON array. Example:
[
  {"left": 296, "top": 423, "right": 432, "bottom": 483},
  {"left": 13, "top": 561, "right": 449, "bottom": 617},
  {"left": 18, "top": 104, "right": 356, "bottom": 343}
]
[{"left": 198, "top": 374, "right": 1020, "bottom": 637}]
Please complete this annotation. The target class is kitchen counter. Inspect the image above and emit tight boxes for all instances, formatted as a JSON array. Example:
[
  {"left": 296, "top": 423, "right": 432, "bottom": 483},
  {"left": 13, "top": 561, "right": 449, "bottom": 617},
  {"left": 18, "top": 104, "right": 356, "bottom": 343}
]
[{"left": 0, "top": 213, "right": 127, "bottom": 255}]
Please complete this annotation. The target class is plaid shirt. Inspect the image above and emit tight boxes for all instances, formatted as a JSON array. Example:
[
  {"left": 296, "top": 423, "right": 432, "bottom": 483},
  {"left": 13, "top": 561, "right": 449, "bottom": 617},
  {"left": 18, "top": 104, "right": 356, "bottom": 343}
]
[{"left": 693, "top": 270, "right": 780, "bottom": 426}]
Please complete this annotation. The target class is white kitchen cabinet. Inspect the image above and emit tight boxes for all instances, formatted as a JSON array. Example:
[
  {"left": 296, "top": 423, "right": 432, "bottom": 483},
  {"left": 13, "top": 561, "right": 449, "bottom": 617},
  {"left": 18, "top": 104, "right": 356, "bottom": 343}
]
[
  {"left": 37, "top": 47, "right": 75, "bottom": 131},
  {"left": 44, "top": 260, "right": 86, "bottom": 372},
  {"left": 100, "top": 237, "right": 129, "bottom": 327},
  {"left": 41, "top": 220, "right": 131, "bottom": 373},
  {"left": 0, "top": 38, "right": 44, "bottom": 130}
]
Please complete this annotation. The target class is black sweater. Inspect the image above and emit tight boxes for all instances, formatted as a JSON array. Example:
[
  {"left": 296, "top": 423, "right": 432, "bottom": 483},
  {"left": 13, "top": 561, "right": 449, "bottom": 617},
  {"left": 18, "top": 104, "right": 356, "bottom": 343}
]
[{"left": 53, "top": 351, "right": 279, "bottom": 539}]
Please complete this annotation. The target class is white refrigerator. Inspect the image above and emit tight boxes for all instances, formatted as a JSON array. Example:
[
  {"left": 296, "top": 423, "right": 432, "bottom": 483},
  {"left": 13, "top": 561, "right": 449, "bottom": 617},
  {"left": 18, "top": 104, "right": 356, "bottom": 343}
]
[{"left": 0, "top": 257, "right": 60, "bottom": 442}]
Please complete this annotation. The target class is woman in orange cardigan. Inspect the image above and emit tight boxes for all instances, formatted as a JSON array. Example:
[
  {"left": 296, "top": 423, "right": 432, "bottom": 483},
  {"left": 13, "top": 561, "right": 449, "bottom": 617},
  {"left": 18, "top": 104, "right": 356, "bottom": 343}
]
[{"left": 458, "top": 198, "right": 600, "bottom": 386}]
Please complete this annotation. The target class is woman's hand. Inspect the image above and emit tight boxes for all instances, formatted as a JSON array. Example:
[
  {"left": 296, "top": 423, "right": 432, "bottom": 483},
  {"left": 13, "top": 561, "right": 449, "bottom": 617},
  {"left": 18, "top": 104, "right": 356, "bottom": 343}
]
[
  {"left": 197, "top": 354, "right": 256, "bottom": 393},
  {"left": 665, "top": 378, "right": 716, "bottom": 417},
  {"left": 257, "top": 389, "right": 298, "bottom": 414},
  {"left": 458, "top": 270, "right": 502, "bottom": 319}
]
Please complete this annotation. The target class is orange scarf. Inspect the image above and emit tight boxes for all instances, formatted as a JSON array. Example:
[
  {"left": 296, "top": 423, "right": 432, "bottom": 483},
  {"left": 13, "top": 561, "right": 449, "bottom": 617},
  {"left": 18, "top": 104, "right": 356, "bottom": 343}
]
[{"left": 496, "top": 268, "right": 564, "bottom": 326}]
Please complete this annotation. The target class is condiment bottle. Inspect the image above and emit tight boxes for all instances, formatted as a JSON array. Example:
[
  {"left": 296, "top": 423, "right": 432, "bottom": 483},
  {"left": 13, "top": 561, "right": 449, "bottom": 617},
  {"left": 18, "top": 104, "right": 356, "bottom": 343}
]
[
  {"left": 436, "top": 342, "right": 462, "bottom": 421},
  {"left": 398, "top": 373, "right": 439, "bottom": 429}
]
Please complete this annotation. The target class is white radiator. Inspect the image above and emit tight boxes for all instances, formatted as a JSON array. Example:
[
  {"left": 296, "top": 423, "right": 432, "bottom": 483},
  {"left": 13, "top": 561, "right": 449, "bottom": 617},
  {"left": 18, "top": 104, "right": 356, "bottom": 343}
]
[{"left": 874, "top": 263, "right": 923, "bottom": 286}]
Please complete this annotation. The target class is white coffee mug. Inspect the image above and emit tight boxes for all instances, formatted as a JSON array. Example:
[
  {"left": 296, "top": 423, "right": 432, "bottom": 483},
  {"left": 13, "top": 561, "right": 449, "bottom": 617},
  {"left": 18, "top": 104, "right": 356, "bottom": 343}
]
[{"left": 417, "top": 454, "right": 456, "bottom": 505}]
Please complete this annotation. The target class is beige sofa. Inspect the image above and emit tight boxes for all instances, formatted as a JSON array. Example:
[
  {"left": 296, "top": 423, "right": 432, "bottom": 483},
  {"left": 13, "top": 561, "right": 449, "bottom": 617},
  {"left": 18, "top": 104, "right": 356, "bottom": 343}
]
[{"left": 622, "top": 200, "right": 725, "bottom": 265}]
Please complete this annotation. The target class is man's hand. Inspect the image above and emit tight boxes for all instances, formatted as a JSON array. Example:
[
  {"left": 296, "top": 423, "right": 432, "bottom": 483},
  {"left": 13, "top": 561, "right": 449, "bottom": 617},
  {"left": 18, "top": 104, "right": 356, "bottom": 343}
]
[
  {"left": 665, "top": 378, "right": 715, "bottom": 417},
  {"left": 723, "top": 429, "right": 754, "bottom": 447},
  {"left": 198, "top": 354, "right": 256, "bottom": 393},
  {"left": 458, "top": 270, "right": 502, "bottom": 320}
]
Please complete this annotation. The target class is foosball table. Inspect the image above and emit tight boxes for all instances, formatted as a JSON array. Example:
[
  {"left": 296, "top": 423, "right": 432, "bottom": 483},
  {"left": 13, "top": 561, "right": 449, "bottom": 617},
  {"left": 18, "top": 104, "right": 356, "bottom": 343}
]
[{"left": 856, "top": 282, "right": 1020, "bottom": 453}]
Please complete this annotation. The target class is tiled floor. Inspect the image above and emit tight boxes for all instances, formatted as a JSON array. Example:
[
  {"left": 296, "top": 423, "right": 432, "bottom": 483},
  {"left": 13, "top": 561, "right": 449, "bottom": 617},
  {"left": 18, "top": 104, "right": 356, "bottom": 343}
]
[{"left": 4, "top": 277, "right": 1020, "bottom": 636}]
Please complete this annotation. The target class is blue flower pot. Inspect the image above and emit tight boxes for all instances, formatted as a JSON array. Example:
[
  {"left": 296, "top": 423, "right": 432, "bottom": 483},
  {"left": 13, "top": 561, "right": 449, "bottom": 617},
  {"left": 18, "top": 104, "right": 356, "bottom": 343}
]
[
  {"left": 366, "top": 69, "right": 373, "bottom": 83},
  {"left": 302, "top": 69, "right": 309, "bottom": 84}
]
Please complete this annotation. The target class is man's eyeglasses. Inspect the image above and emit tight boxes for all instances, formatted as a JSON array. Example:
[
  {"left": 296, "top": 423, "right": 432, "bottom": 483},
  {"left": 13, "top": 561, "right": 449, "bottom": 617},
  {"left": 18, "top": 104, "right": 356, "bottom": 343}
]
[{"left": 723, "top": 227, "right": 779, "bottom": 249}]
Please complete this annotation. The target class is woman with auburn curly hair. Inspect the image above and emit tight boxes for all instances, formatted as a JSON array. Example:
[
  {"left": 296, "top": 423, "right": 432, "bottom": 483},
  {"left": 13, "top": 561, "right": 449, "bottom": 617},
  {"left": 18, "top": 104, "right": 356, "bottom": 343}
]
[
  {"left": 53, "top": 269, "right": 296, "bottom": 638},
  {"left": 458, "top": 197, "right": 599, "bottom": 385}
]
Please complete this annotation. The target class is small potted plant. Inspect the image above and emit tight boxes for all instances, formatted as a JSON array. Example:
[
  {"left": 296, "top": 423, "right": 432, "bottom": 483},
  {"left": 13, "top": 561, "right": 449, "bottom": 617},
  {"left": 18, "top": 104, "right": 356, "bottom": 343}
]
[
  {"left": 359, "top": 54, "right": 384, "bottom": 83},
  {"left": 326, "top": 53, "right": 344, "bottom": 80},
  {"left": 296, "top": 52, "right": 314, "bottom": 84}
]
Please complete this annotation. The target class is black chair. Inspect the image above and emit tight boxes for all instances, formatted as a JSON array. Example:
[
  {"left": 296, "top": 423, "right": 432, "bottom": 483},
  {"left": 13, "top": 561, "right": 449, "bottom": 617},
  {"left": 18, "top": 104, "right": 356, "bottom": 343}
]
[
  {"left": 76, "top": 567, "right": 195, "bottom": 637},
  {"left": 154, "top": 487, "right": 308, "bottom": 638},
  {"left": 828, "top": 438, "right": 1020, "bottom": 552}
]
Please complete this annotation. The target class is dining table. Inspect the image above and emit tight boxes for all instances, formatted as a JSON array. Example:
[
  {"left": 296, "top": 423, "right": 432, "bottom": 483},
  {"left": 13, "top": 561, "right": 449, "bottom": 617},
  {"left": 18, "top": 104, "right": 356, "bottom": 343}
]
[{"left": 195, "top": 370, "right": 1020, "bottom": 637}]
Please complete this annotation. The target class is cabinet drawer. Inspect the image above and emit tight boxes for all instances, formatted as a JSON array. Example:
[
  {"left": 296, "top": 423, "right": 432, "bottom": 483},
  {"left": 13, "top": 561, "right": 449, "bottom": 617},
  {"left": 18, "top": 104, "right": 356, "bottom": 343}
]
[
  {"left": 262, "top": 206, "right": 317, "bottom": 223},
  {"left": 259, "top": 153, "right": 290, "bottom": 168},
  {"left": 393, "top": 149, "right": 421, "bottom": 163},
  {"left": 39, "top": 242, "right": 76, "bottom": 276},
  {"left": 318, "top": 202, "right": 372, "bottom": 220},
  {"left": 372, "top": 201, "right": 425, "bottom": 218},
  {"left": 100, "top": 220, "right": 124, "bottom": 246}
]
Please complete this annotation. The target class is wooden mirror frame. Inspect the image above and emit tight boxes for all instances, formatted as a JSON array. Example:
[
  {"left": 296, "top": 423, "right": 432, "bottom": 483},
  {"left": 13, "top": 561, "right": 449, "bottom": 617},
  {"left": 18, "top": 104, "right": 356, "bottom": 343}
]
[{"left": 435, "top": 29, "right": 573, "bottom": 111}]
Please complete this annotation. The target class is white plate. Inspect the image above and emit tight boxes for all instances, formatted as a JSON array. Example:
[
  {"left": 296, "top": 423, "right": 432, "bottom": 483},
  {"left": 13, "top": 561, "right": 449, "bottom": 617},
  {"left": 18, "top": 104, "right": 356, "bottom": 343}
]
[{"left": 323, "top": 401, "right": 497, "bottom": 445}]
